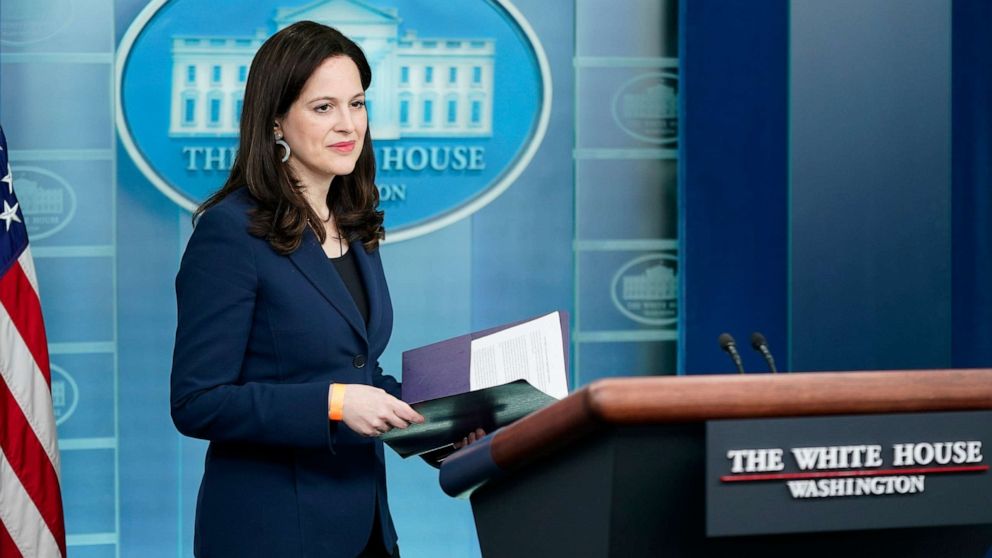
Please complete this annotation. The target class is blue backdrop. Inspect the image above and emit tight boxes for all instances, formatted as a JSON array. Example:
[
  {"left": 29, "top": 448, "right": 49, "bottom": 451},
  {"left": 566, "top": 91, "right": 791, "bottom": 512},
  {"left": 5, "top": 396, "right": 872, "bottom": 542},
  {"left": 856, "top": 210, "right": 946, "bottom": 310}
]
[{"left": 680, "top": 0, "right": 992, "bottom": 375}]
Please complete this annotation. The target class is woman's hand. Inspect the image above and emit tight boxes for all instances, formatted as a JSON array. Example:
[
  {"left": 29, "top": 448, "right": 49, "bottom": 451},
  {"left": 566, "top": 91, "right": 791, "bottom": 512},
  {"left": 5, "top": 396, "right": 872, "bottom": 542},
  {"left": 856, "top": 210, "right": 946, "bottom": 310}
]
[
  {"left": 453, "top": 428, "right": 487, "bottom": 450},
  {"left": 334, "top": 384, "right": 424, "bottom": 437}
]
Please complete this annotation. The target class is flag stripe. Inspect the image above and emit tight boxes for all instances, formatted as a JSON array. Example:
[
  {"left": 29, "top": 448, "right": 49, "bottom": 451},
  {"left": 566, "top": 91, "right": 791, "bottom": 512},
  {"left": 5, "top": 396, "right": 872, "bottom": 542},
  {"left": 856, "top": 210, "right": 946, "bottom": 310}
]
[
  {"left": 0, "top": 259, "right": 51, "bottom": 383},
  {"left": 0, "top": 519, "right": 24, "bottom": 558},
  {"left": 0, "top": 303, "right": 60, "bottom": 472},
  {"left": 0, "top": 379, "right": 65, "bottom": 557},
  {"left": 17, "top": 248, "right": 40, "bottom": 301}
]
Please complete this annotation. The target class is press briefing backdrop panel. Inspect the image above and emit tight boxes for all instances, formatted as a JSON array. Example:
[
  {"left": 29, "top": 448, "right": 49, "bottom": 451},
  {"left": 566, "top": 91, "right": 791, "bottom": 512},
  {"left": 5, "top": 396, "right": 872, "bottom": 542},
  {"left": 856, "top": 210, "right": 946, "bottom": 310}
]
[
  {"left": 678, "top": 0, "right": 788, "bottom": 375},
  {"left": 680, "top": 0, "right": 967, "bottom": 376},
  {"left": 789, "top": 0, "right": 952, "bottom": 372},
  {"left": 0, "top": 0, "right": 676, "bottom": 556},
  {"left": 950, "top": 0, "right": 992, "bottom": 368},
  {"left": 572, "top": 0, "right": 678, "bottom": 384}
]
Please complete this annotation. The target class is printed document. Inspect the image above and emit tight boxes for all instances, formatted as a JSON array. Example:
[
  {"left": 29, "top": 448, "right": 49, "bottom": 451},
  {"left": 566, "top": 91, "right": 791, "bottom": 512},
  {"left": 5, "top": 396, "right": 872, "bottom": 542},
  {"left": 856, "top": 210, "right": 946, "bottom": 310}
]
[{"left": 469, "top": 311, "right": 568, "bottom": 399}]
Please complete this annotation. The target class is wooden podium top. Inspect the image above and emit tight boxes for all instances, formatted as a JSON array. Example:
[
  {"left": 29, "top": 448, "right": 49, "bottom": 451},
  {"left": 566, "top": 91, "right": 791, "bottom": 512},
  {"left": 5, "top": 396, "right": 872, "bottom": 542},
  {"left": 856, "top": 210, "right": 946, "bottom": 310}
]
[{"left": 488, "top": 369, "right": 992, "bottom": 471}]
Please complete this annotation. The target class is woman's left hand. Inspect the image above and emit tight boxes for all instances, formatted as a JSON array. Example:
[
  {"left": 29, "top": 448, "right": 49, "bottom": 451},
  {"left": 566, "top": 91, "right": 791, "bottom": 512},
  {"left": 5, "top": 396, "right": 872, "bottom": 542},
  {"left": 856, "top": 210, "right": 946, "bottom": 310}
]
[{"left": 453, "top": 428, "right": 486, "bottom": 450}]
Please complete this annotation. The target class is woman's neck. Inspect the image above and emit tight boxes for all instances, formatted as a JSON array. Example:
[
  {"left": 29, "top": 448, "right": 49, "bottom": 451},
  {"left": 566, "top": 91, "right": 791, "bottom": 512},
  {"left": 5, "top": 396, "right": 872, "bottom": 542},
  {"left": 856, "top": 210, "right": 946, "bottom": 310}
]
[
  {"left": 290, "top": 161, "right": 335, "bottom": 220},
  {"left": 300, "top": 181, "right": 333, "bottom": 221}
]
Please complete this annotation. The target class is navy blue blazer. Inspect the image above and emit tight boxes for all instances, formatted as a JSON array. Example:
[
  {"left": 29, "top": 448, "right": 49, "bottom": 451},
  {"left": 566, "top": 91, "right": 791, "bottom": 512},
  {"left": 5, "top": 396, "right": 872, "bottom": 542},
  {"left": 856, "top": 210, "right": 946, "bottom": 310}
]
[{"left": 171, "top": 188, "right": 400, "bottom": 558}]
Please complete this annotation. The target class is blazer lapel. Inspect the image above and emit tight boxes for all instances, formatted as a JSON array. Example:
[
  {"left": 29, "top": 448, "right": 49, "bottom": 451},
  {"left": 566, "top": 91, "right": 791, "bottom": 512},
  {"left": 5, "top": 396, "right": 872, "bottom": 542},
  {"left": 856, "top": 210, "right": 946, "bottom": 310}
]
[
  {"left": 288, "top": 230, "right": 367, "bottom": 342},
  {"left": 350, "top": 239, "right": 381, "bottom": 337}
]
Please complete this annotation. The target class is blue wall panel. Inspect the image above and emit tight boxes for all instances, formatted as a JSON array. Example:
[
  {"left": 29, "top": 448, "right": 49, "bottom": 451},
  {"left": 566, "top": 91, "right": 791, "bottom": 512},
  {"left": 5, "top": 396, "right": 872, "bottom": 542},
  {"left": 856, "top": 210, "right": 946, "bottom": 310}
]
[
  {"left": 51, "top": 353, "right": 115, "bottom": 439},
  {"left": 17, "top": 159, "right": 114, "bottom": 247},
  {"left": 679, "top": 0, "right": 788, "bottom": 375},
  {"left": 35, "top": 257, "right": 115, "bottom": 342},
  {"left": 951, "top": 0, "right": 992, "bottom": 368},
  {"left": 789, "top": 0, "right": 952, "bottom": 371},
  {"left": 576, "top": 159, "right": 677, "bottom": 240},
  {"left": 61, "top": 449, "right": 117, "bottom": 535},
  {"left": 471, "top": 0, "right": 574, "bottom": 334},
  {"left": 0, "top": 0, "right": 115, "bottom": 53},
  {"left": 0, "top": 62, "right": 112, "bottom": 151},
  {"left": 573, "top": 0, "right": 679, "bottom": 382},
  {"left": 116, "top": 152, "right": 183, "bottom": 557}
]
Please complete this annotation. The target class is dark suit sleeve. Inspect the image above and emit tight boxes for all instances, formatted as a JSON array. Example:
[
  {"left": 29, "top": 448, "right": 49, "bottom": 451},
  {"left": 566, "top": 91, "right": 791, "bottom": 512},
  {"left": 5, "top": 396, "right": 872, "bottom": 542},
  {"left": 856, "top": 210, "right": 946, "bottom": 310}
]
[
  {"left": 170, "top": 205, "right": 333, "bottom": 448},
  {"left": 371, "top": 366, "right": 401, "bottom": 399}
]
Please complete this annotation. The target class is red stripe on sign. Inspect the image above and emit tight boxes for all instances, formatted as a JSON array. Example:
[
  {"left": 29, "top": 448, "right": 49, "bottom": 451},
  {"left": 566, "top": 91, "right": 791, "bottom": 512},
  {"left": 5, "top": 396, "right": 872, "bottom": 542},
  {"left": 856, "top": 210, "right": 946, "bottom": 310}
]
[
  {"left": 0, "top": 519, "right": 24, "bottom": 558},
  {"left": 0, "top": 377, "right": 66, "bottom": 557},
  {"left": 720, "top": 464, "right": 991, "bottom": 483},
  {"left": 0, "top": 261, "right": 51, "bottom": 384}
]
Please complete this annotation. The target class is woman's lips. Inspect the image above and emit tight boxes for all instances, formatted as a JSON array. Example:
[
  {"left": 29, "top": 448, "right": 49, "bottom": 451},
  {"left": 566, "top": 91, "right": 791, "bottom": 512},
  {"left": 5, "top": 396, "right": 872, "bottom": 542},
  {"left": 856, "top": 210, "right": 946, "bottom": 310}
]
[{"left": 329, "top": 141, "right": 355, "bottom": 153}]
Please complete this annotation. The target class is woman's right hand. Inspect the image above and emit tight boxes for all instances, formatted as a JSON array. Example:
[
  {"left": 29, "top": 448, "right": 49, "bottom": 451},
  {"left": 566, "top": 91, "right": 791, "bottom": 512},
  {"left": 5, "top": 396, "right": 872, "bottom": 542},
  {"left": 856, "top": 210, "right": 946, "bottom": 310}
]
[{"left": 334, "top": 384, "right": 424, "bottom": 437}]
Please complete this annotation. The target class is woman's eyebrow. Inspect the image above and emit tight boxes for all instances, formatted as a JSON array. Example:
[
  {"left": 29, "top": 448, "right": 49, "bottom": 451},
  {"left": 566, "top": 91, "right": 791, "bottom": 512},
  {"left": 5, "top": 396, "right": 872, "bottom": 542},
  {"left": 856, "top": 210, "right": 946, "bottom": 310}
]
[{"left": 306, "top": 92, "right": 366, "bottom": 103}]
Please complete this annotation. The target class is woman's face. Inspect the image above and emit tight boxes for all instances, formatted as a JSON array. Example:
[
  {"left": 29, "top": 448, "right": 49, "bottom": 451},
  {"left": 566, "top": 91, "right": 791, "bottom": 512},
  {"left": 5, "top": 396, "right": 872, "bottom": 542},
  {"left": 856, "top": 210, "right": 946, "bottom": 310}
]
[{"left": 277, "top": 55, "right": 367, "bottom": 188}]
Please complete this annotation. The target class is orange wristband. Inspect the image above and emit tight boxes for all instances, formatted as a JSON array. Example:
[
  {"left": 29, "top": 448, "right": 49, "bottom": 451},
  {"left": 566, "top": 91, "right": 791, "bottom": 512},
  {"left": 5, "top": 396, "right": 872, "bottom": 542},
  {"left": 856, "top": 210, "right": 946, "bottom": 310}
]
[{"left": 328, "top": 384, "right": 346, "bottom": 421}]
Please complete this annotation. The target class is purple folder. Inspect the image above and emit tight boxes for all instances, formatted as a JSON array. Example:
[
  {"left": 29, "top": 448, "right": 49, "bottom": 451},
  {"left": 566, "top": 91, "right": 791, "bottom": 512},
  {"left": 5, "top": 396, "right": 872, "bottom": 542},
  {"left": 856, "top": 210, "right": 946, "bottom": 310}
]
[{"left": 401, "top": 311, "right": 571, "bottom": 404}]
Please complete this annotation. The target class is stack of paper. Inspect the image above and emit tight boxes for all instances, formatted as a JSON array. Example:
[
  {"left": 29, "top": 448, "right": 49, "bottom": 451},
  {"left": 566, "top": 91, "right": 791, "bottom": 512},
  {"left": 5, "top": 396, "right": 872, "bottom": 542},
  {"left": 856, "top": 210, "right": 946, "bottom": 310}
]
[{"left": 381, "top": 311, "right": 570, "bottom": 458}]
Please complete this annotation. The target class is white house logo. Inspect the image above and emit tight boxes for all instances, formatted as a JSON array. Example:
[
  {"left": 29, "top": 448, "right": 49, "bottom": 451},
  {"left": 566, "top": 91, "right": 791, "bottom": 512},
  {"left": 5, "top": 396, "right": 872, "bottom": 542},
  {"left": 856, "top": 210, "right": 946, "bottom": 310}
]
[
  {"left": 611, "top": 70, "right": 678, "bottom": 147},
  {"left": 14, "top": 166, "right": 77, "bottom": 240},
  {"left": 0, "top": 0, "right": 74, "bottom": 46},
  {"left": 117, "top": 0, "right": 551, "bottom": 241},
  {"left": 50, "top": 364, "right": 79, "bottom": 426},
  {"left": 611, "top": 254, "right": 677, "bottom": 326}
]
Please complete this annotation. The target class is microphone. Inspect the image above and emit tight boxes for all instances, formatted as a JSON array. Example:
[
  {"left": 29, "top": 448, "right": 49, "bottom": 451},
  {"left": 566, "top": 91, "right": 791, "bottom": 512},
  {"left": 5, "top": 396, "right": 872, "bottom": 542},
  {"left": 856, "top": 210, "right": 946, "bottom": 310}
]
[
  {"left": 750, "top": 332, "right": 779, "bottom": 373},
  {"left": 718, "top": 333, "right": 745, "bottom": 374}
]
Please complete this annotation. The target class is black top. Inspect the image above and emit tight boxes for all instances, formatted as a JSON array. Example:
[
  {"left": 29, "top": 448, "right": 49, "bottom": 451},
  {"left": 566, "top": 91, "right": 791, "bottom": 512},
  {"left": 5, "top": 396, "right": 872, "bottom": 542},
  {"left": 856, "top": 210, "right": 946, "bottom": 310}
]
[{"left": 330, "top": 248, "right": 370, "bottom": 325}]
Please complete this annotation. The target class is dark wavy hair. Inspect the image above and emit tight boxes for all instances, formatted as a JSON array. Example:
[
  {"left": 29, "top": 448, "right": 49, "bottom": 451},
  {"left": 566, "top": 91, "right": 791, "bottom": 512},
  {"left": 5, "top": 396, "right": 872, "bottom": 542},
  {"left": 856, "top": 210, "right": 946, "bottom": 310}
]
[{"left": 196, "top": 21, "right": 384, "bottom": 253}]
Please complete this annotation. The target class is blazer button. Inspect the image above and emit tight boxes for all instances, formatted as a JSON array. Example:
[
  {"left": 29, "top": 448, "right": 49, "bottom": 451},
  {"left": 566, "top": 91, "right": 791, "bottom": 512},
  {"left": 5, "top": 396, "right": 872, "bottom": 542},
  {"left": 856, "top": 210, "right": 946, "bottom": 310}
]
[{"left": 353, "top": 354, "right": 367, "bottom": 369}]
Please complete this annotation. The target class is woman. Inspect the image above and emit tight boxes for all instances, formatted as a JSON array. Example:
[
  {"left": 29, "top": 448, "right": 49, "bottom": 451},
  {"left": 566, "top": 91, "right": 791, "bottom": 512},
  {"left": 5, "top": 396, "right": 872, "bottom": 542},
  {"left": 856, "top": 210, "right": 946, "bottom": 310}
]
[{"left": 171, "top": 21, "right": 432, "bottom": 557}]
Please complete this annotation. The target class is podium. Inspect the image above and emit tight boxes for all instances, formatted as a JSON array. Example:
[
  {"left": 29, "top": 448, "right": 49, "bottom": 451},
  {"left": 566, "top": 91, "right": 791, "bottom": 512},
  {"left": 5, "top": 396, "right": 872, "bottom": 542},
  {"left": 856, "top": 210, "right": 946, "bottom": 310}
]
[{"left": 439, "top": 370, "right": 992, "bottom": 557}]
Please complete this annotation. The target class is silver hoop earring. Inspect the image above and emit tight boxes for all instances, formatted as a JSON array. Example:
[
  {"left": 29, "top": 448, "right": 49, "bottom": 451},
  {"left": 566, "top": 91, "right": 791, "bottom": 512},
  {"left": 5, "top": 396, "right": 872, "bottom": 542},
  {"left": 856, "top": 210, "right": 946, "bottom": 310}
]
[{"left": 275, "top": 139, "right": 291, "bottom": 163}]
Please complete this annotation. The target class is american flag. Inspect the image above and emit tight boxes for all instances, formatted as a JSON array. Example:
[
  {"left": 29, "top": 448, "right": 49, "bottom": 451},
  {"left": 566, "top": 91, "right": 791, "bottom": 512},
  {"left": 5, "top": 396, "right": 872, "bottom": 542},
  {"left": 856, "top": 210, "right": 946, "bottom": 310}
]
[{"left": 0, "top": 126, "right": 66, "bottom": 557}]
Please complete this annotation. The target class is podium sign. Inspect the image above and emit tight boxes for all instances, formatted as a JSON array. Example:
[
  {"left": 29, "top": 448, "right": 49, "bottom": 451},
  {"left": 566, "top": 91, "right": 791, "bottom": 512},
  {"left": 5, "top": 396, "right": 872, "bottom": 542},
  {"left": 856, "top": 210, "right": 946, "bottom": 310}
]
[{"left": 706, "top": 411, "right": 992, "bottom": 536}]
